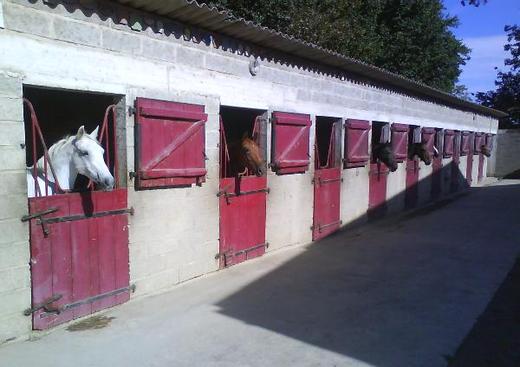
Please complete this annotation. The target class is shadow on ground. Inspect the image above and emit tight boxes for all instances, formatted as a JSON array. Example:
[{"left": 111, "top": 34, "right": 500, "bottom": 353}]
[
  {"left": 448, "top": 256, "right": 520, "bottom": 367},
  {"left": 216, "top": 182, "right": 520, "bottom": 367}
]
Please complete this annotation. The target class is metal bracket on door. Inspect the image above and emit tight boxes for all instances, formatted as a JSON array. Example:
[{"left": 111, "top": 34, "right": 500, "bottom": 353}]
[
  {"left": 21, "top": 207, "right": 59, "bottom": 237},
  {"left": 24, "top": 284, "right": 136, "bottom": 316},
  {"left": 217, "top": 187, "right": 269, "bottom": 204},
  {"left": 23, "top": 294, "right": 63, "bottom": 316},
  {"left": 30, "top": 207, "right": 135, "bottom": 236},
  {"left": 312, "top": 177, "right": 343, "bottom": 185},
  {"left": 311, "top": 220, "right": 342, "bottom": 233},
  {"left": 216, "top": 243, "right": 268, "bottom": 267}
]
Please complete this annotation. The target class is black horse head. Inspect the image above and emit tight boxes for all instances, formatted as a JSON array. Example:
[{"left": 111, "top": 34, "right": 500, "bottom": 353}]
[
  {"left": 481, "top": 145, "right": 491, "bottom": 157},
  {"left": 373, "top": 143, "right": 398, "bottom": 172},
  {"left": 409, "top": 143, "right": 431, "bottom": 165}
]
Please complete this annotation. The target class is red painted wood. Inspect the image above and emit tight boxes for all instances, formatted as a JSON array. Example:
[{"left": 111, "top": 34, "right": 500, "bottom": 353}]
[
  {"left": 391, "top": 123, "right": 408, "bottom": 162},
  {"left": 443, "top": 130, "right": 455, "bottom": 158},
  {"left": 461, "top": 131, "right": 471, "bottom": 156},
  {"left": 405, "top": 158, "right": 419, "bottom": 209},
  {"left": 29, "top": 189, "right": 129, "bottom": 330},
  {"left": 135, "top": 97, "right": 207, "bottom": 188},
  {"left": 451, "top": 132, "right": 461, "bottom": 193},
  {"left": 421, "top": 127, "right": 435, "bottom": 155},
  {"left": 474, "top": 132, "right": 484, "bottom": 153},
  {"left": 344, "top": 119, "right": 370, "bottom": 168},
  {"left": 219, "top": 176, "right": 267, "bottom": 268},
  {"left": 368, "top": 162, "right": 388, "bottom": 218},
  {"left": 466, "top": 133, "right": 474, "bottom": 185},
  {"left": 313, "top": 168, "right": 341, "bottom": 240},
  {"left": 271, "top": 112, "right": 311, "bottom": 174}
]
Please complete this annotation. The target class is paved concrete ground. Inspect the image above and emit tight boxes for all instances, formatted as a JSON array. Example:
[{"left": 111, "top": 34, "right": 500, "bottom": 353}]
[{"left": 1, "top": 180, "right": 520, "bottom": 367}]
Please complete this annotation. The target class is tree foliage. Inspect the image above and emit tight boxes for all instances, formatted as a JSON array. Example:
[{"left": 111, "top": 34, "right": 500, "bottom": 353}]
[
  {"left": 475, "top": 25, "right": 520, "bottom": 128},
  {"left": 209, "top": 0, "right": 469, "bottom": 93}
]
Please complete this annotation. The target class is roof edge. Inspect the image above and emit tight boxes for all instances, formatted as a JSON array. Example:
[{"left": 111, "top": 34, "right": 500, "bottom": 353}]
[{"left": 119, "top": 0, "right": 509, "bottom": 119}]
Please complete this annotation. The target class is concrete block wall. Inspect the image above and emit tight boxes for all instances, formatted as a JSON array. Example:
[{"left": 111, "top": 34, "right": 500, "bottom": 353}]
[
  {"left": 0, "top": 71, "right": 32, "bottom": 344},
  {"left": 0, "top": 0, "right": 500, "bottom": 342},
  {"left": 488, "top": 129, "right": 520, "bottom": 177}
]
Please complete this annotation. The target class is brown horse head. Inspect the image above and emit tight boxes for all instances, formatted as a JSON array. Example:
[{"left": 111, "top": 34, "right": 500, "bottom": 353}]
[
  {"left": 409, "top": 143, "right": 431, "bottom": 165},
  {"left": 481, "top": 145, "right": 491, "bottom": 157},
  {"left": 229, "top": 133, "right": 265, "bottom": 177},
  {"left": 238, "top": 133, "right": 264, "bottom": 177},
  {"left": 373, "top": 143, "right": 398, "bottom": 172}
]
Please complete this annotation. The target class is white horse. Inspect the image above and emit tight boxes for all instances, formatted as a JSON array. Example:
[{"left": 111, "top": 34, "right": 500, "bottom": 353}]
[{"left": 27, "top": 125, "right": 115, "bottom": 197}]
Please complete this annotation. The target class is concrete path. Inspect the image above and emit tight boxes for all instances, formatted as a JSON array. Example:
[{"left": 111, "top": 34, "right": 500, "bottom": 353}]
[{"left": 2, "top": 180, "right": 520, "bottom": 367}]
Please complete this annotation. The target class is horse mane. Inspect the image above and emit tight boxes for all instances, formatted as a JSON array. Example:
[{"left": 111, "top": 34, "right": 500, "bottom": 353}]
[{"left": 33, "top": 133, "right": 99, "bottom": 171}]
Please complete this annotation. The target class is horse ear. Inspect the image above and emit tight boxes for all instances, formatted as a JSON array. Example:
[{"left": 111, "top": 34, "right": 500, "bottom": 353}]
[
  {"left": 90, "top": 125, "right": 100, "bottom": 140},
  {"left": 76, "top": 125, "right": 86, "bottom": 139}
]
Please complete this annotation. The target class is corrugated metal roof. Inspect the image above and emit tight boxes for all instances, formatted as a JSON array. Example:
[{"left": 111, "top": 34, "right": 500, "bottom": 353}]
[{"left": 116, "top": 0, "right": 507, "bottom": 119}]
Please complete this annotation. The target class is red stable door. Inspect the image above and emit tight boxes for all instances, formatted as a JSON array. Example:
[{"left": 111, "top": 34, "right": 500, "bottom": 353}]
[
  {"left": 478, "top": 154, "right": 484, "bottom": 182},
  {"left": 313, "top": 120, "right": 342, "bottom": 240},
  {"left": 28, "top": 191, "right": 131, "bottom": 330},
  {"left": 465, "top": 133, "right": 474, "bottom": 186},
  {"left": 24, "top": 101, "right": 131, "bottom": 330},
  {"left": 218, "top": 115, "right": 268, "bottom": 268},
  {"left": 368, "top": 162, "right": 389, "bottom": 218}
]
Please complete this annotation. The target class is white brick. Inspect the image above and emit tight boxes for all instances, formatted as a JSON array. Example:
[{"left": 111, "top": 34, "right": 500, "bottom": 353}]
[
  {"left": 0, "top": 96, "right": 22, "bottom": 121},
  {"left": 0, "top": 218, "right": 28, "bottom": 245},
  {"left": 102, "top": 28, "right": 141, "bottom": 55},
  {"left": 3, "top": 3, "right": 52, "bottom": 38},
  {"left": 0, "top": 312, "right": 31, "bottom": 344},
  {"left": 141, "top": 38, "right": 177, "bottom": 62},
  {"left": 0, "top": 122, "right": 24, "bottom": 146},
  {"left": 177, "top": 46, "right": 205, "bottom": 68},
  {"left": 0, "top": 242, "right": 28, "bottom": 270},
  {"left": 53, "top": 17, "right": 101, "bottom": 47},
  {"left": 0, "top": 146, "right": 25, "bottom": 171},
  {"left": 0, "top": 170, "right": 27, "bottom": 195},
  {"left": 0, "top": 288, "right": 30, "bottom": 319},
  {"left": 0, "top": 194, "right": 27, "bottom": 220},
  {"left": 0, "top": 72, "right": 21, "bottom": 98}
]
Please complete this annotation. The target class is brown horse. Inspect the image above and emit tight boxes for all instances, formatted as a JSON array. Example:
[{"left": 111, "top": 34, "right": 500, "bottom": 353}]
[
  {"left": 373, "top": 143, "right": 398, "bottom": 172},
  {"left": 481, "top": 145, "right": 492, "bottom": 157},
  {"left": 409, "top": 143, "right": 432, "bottom": 165},
  {"left": 228, "top": 133, "right": 264, "bottom": 177}
]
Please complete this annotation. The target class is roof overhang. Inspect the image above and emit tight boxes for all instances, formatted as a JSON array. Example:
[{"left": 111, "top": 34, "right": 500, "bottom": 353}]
[{"left": 116, "top": 0, "right": 508, "bottom": 119}]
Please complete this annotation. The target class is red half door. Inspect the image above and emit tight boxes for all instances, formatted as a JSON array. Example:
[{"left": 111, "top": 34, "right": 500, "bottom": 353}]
[
  {"left": 28, "top": 190, "right": 130, "bottom": 330},
  {"left": 313, "top": 168, "right": 341, "bottom": 240},
  {"left": 219, "top": 176, "right": 267, "bottom": 268},
  {"left": 368, "top": 162, "right": 389, "bottom": 218}
]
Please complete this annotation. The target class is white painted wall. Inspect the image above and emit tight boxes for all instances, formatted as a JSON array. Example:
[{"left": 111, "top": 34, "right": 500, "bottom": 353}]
[
  {"left": 0, "top": 0, "right": 500, "bottom": 342},
  {"left": 488, "top": 129, "right": 520, "bottom": 177}
]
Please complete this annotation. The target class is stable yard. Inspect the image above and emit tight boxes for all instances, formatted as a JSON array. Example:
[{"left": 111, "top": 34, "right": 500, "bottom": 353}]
[{"left": 1, "top": 179, "right": 519, "bottom": 367}]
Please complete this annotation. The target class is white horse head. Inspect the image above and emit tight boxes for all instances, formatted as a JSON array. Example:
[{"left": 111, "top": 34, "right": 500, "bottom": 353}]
[{"left": 27, "top": 125, "right": 114, "bottom": 197}]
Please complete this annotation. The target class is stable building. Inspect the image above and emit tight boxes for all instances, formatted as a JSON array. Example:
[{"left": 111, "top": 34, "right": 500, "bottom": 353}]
[{"left": 0, "top": 0, "right": 506, "bottom": 342}]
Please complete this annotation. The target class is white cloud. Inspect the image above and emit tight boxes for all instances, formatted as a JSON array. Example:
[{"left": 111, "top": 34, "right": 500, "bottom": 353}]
[{"left": 459, "top": 34, "right": 509, "bottom": 94}]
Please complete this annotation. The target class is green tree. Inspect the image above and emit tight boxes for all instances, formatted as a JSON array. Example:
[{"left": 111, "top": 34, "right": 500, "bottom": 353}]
[
  {"left": 476, "top": 25, "right": 520, "bottom": 128},
  {"left": 209, "top": 0, "right": 469, "bottom": 93}
]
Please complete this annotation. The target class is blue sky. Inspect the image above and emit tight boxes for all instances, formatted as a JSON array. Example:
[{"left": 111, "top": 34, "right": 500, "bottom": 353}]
[{"left": 443, "top": 0, "right": 520, "bottom": 95}]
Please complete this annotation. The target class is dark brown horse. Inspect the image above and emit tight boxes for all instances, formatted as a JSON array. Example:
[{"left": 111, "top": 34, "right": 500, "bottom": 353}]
[
  {"left": 228, "top": 133, "right": 264, "bottom": 177},
  {"left": 373, "top": 143, "right": 398, "bottom": 172},
  {"left": 409, "top": 143, "right": 432, "bottom": 165},
  {"left": 481, "top": 145, "right": 492, "bottom": 157}
]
